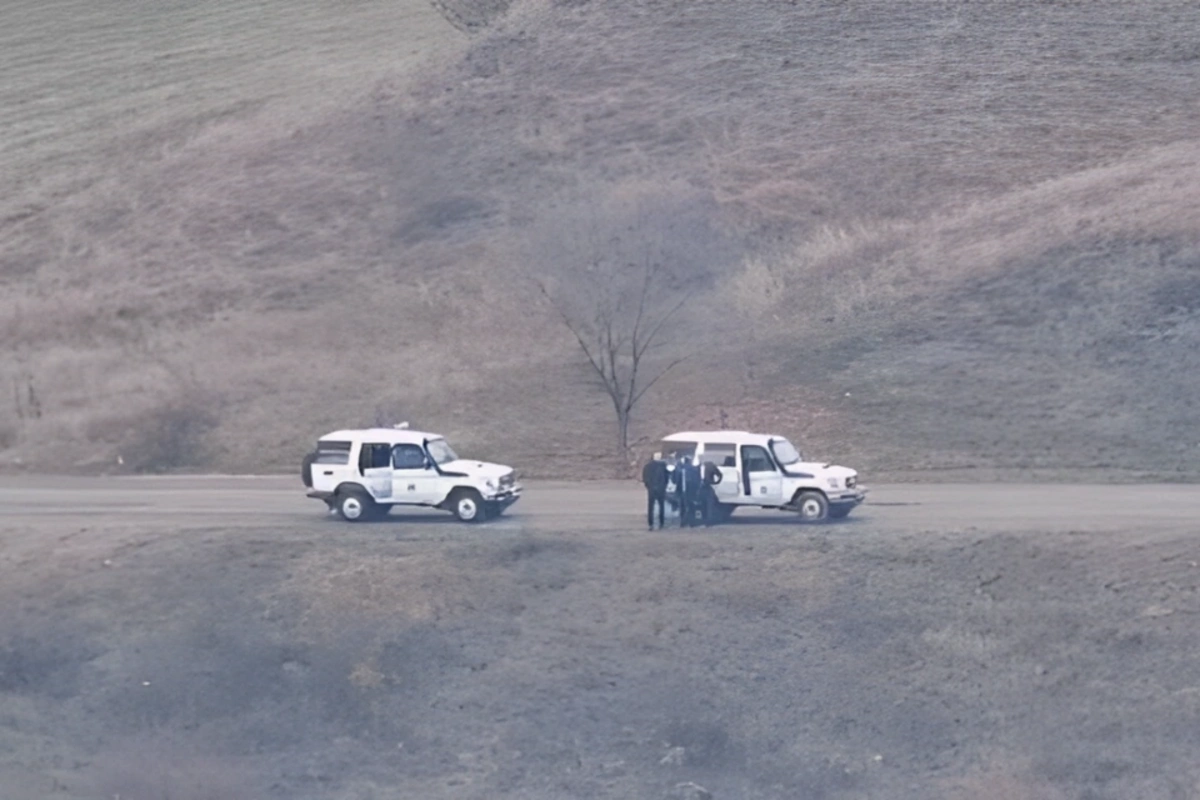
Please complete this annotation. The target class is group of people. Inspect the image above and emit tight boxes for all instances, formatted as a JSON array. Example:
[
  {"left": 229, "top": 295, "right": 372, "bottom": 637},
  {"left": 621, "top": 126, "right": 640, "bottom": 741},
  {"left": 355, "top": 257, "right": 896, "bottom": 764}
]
[{"left": 641, "top": 450, "right": 723, "bottom": 530}]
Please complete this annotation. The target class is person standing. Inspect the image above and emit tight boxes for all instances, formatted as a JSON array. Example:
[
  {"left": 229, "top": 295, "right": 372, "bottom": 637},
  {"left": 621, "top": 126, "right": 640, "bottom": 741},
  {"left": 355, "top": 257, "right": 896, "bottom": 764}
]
[
  {"left": 675, "top": 454, "right": 702, "bottom": 528},
  {"left": 642, "top": 452, "right": 669, "bottom": 530},
  {"left": 699, "top": 460, "right": 723, "bottom": 527}
]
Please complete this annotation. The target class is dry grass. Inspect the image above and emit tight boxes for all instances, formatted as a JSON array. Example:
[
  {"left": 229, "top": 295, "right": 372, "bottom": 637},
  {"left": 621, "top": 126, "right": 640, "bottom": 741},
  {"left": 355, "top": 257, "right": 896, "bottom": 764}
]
[
  {"left": 3, "top": 0, "right": 1200, "bottom": 476},
  {"left": 267, "top": 550, "right": 487, "bottom": 633}
]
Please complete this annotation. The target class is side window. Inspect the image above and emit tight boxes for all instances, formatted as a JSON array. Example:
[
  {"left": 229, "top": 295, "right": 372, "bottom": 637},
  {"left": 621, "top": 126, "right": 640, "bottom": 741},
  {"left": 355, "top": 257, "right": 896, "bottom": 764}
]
[
  {"left": 314, "top": 440, "right": 351, "bottom": 465},
  {"left": 704, "top": 443, "right": 737, "bottom": 468},
  {"left": 741, "top": 445, "right": 776, "bottom": 473},
  {"left": 358, "top": 443, "right": 392, "bottom": 473},
  {"left": 392, "top": 444, "right": 427, "bottom": 470}
]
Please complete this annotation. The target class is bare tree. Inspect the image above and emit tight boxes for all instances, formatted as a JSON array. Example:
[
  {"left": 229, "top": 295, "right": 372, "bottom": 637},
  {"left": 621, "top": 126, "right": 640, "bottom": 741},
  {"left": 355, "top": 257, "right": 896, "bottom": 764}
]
[{"left": 528, "top": 185, "right": 729, "bottom": 460}]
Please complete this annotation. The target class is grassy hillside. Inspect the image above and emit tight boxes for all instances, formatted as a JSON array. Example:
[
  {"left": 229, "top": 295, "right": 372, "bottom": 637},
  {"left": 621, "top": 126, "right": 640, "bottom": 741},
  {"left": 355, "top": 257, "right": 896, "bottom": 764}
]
[{"left": 3, "top": 0, "right": 1199, "bottom": 479}]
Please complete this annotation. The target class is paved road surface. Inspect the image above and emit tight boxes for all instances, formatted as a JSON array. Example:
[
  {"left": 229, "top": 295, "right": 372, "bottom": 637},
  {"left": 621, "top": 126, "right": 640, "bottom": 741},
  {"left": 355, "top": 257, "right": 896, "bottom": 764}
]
[{"left": 2, "top": 476, "right": 1197, "bottom": 535}]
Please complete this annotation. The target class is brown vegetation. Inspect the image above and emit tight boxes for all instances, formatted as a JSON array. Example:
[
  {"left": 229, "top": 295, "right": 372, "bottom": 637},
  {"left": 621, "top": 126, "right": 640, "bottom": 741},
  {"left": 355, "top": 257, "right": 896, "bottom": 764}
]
[
  {"left": 2, "top": 0, "right": 1199, "bottom": 477},
  {"left": 5, "top": 481, "right": 1200, "bottom": 799}
]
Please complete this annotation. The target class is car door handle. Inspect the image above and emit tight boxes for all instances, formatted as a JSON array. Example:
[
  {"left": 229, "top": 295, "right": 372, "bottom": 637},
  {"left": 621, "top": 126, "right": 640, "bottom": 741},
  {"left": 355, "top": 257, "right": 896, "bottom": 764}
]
[{"left": 323, "top": 470, "right": 333, "bottom": 476}]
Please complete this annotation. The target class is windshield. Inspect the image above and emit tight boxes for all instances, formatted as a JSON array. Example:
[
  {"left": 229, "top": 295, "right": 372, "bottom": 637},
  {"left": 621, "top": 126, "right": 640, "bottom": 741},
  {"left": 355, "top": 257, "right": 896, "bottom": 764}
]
[
  {"left": 425, "top": 439, "right": 459, "bottom": 465},
  {"left": 770, "top": 438, "right": 803, "bottom": 466}
]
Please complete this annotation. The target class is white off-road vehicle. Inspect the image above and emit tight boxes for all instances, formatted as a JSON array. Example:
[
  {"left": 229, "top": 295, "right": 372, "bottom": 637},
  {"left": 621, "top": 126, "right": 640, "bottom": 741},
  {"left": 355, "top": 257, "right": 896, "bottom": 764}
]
[
  {"left": 660, "top": 430, "right": 866, "bottom": 522},
  {"left": 302, "top": 425, "right": 522, "bottom": 522}
]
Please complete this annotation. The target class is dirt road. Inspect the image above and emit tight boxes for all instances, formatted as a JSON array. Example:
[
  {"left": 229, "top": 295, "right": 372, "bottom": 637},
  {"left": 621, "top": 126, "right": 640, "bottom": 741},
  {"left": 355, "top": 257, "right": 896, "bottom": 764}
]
[{"left": 2, "top": 478, "right": 1199, "bottom": 799}]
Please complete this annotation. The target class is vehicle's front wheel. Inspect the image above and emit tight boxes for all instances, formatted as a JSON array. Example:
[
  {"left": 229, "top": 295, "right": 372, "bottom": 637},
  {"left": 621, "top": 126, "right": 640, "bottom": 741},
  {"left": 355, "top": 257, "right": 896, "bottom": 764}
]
[
  {"left": 449, "top": 489, "right": 485, "bottom": 523},
  {"left": 336, "top": 489, "right": 375, "bottom": 522},
  {"left": 793, "top": 491, "right": 829, "bottom": 522}
]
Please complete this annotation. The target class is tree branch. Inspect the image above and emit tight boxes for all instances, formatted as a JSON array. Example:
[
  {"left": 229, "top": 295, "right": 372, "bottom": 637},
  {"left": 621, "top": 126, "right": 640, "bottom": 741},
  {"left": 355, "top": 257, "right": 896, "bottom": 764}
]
[
  {"left": 535, "top": 279, "right": 622, "bottom": 406},
  {"left": 631, "top": 355, "right": 688, "bottom": 407}
]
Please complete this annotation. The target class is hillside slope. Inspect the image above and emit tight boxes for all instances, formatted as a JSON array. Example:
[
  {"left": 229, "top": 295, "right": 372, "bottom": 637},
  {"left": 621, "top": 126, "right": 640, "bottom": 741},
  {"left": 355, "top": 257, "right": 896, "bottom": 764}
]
[{"left": 2, "top": 0, "right": 1199, "bottom": 478}]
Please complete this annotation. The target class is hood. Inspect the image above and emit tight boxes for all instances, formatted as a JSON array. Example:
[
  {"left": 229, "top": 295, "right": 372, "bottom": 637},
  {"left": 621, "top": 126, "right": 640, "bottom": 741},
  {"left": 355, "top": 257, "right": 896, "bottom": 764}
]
[
  {"left": 439, "top": 459, "right": 514, "bottom": 480},
  {"left": 786, "top": 461, "right": 856, "bottom": 479}
]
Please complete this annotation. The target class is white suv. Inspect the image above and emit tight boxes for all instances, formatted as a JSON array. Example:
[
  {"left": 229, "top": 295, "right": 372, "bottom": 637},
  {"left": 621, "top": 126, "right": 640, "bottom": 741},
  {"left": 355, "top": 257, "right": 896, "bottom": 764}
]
[
  {"left": 660, "top": 430, "right": 866, "bottom": 521},
  {"left": 302, "top": 425, "right": 522, "bottom": 522}
]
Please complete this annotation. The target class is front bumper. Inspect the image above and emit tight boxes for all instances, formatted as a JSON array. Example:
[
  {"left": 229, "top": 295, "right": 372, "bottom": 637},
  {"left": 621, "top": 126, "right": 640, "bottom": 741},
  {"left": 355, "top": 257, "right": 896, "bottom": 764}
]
[
  {"left": 484, "top": 486, "right": 523, "bottom": 507},
  {"left": 830, "top": 487, "right": 867, "bottom": 508}
]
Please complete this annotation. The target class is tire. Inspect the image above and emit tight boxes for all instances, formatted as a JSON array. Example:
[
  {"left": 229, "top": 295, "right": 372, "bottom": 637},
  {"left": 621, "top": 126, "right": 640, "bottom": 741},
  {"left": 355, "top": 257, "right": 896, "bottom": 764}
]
[
  {"left": 449, "top": 488, "right": 485, "bottom": 523},
  {"left": 301, "top": 452, "right": 316, "bottom": 488},
  {"left": 703, "top": 462, "right": 723, "bottom": 485},
  {"left": 828, "top": 506, "right": 852, "bottom": 520},
  {"left": 714, "top": 503, "right": 735, "bottom": 523},
  {"left": 335, "top": 489, "right": 375, "bottom": 522},
  {"left": 793, "top": 491, "right": 829, "bottom": 522}
]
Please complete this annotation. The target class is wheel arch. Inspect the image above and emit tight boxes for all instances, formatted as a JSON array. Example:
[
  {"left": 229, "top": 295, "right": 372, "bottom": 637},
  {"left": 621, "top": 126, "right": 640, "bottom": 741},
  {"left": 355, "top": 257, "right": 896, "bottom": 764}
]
[
  {"left": 438, "top": 482, "right": 482, "bottom": 507},
  {"left": 789, "top": 486, "right": 829, "bottom": 505}
]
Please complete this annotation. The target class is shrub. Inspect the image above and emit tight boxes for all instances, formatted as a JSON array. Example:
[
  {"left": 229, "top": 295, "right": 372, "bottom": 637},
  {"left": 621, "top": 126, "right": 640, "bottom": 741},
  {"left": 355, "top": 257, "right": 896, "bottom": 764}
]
[{"left": 115, "top": 397, "right": 219, "bottom": 473}]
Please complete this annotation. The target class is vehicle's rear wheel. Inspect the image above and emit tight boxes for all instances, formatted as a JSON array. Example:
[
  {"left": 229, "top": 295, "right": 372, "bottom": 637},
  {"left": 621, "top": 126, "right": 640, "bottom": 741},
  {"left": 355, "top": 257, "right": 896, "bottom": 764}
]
[
  {"left": 336, "top": 489, "right": 375, "bottom": 522},
  {"left": 793, "top": 491, "right": 829, "bottom": 522},
  {"left": 450, "top": 489, "right": 485, "bottom": 523},
  {"left": 714, "top": 503, "right": 736, "bottom": 523}
]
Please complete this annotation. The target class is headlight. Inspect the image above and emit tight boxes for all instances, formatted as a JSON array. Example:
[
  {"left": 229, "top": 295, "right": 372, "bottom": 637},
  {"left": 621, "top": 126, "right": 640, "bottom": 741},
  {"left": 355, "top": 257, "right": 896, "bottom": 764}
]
[
  {"left": 846, "top": 476, "right": 857, "bottom": 489},
  {"left": 827, "top": 477, "right": 840, "bottom": 489}
]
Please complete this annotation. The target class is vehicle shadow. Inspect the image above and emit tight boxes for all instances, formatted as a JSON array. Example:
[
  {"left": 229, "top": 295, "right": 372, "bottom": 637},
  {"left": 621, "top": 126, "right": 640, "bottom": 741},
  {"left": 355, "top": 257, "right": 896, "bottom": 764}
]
[
  {"left": 317, "top": 509, "right": 522, "bottom": 526},
  {"left": 655, "top": 513, "right": 870, "bottom": 530}
]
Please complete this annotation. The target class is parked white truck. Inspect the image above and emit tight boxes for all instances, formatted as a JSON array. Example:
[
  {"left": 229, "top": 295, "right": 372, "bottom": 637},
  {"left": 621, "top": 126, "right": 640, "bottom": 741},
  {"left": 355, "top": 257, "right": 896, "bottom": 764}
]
[
  {"left": 660, "top": 430, "right": 866, "bottom": 521},
  {"left": 302, "top": 425, "right": 521, "bottom": 522}
]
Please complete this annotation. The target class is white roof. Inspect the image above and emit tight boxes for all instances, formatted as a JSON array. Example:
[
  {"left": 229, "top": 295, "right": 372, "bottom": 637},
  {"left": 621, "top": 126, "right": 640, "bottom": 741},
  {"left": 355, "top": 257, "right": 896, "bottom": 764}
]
[
  {"left": 662, "top": 430, "right": 784, "bottom": 446},
  {"left": 318, "top": 427, "right": 445, "bottom": 445}
]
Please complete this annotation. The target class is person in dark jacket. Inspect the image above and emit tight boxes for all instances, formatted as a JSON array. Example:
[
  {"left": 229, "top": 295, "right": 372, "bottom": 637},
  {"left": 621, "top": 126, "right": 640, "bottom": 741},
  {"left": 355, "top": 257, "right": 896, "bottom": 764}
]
[
  {"left": 642, "top": 452, "right": 669, "bottom": 530},
  {"left": 699, "top": 460, "right": 723, "bottom": 526},
  {"left": 675, "top": 454, "right": 702, "bottom": 528}
]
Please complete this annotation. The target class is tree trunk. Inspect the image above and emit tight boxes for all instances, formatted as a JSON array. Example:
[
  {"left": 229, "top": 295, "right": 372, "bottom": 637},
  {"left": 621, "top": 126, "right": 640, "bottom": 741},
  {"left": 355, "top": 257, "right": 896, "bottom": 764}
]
[{"left": 616, "top": 409, "right": 632, "bottom": 472}]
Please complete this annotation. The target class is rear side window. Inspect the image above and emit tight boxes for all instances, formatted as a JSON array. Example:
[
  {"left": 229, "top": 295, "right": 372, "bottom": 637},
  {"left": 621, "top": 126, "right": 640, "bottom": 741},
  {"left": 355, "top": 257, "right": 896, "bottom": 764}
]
[
  {"left": 703, "top": 443, "right": 737, "bottom": 468},
  {"left": 315, "top": 440, "right": 351, "bottom": 465}
]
